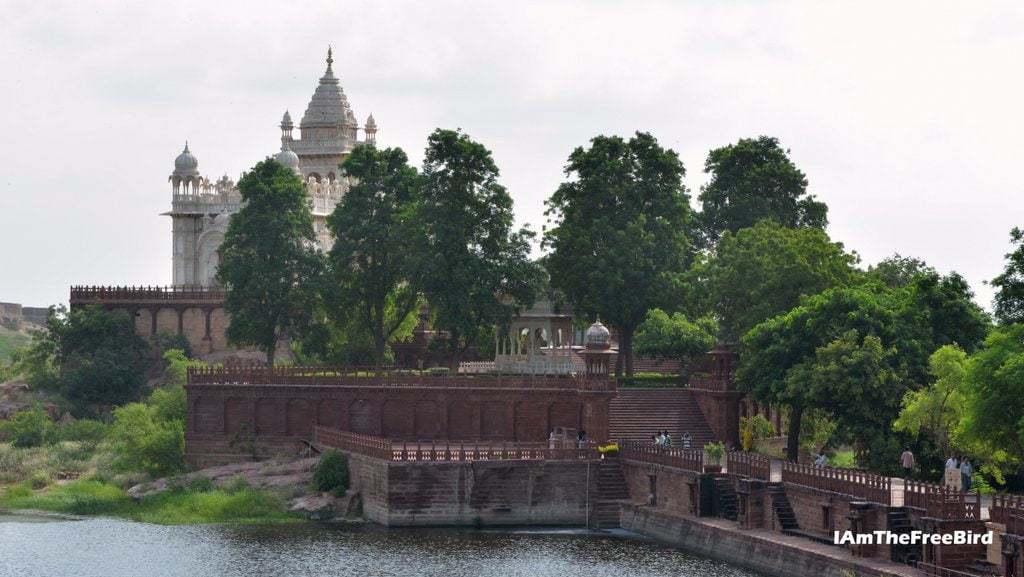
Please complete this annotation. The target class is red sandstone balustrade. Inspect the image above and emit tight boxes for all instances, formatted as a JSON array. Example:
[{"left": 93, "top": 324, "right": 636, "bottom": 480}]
[
  {"left": 312, "top": 426, "right": 601, "bottom": 462},
  {"left": 726, "top": 451, "right": 770, "bottom": 480},
  {"left": 70, "top": 285, "right": 228, "bottom": 302},
  {"left": 992, "top": 494, "right": 1024, "bottom": 526},
  {"left": 188, "top": 365, "right": 615, "bottom": 391},
  {"left": 616, "top": 440, "right": 704, "bottom": 472},
  {"left": 903, "top": 480, "right": 981, "bottom": 519},
  {"left": 780, "top": 461, "right": 891, "bottom": 505}
]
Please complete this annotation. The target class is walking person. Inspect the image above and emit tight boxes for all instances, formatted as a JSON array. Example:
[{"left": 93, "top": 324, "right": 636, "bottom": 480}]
[
  {"left": 681, "top": 432, "right": 692, "bottom": 450},
  {"left": 945, "top": 454, "right": 958, "bottom": 470},
  {"left": 901, "top": 448, "right": 915, "bottom": 479}
]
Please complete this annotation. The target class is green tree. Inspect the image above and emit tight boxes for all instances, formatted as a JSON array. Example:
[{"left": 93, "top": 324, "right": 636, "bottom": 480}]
[
  {"left": 217, "top": 158, "right": 323, "bottom": 367},
  {"left": 697, "top": 135, "right": 827, "bottom": 247},
  {"left": 894, "top": 344, "right": 968, "bottom": 456},
  {"left": 740, "top": 285, "right": 911, "bottom": 462},
  {"left": 990, "top": 227, "right": 1024, "bottom": 325},
  {"left": 634, "top": 309, "right": 717, "bottom": 361},
  {"left": 705, "top": 221, "right": 859, "bottom": 341},
  {"left": 20, "top": 305, "right": 148, "bottom": 413},
  {"left": 959, "top": 324, "right": 1024, "bottom": 467},
  {"left": 544, "top": 132, "right": 692, "bottom": 376},
  {"left": 868, "top": 253, "right": 935, "bottom": 289},
  {"left": 412, "top": 129, "right": 541, "bottom": 367},
  {"left": 327, "top": 144, "right": 420, "bottom": 374}
]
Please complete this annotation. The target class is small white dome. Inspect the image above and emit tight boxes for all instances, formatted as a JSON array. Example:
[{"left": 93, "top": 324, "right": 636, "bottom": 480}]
[
  {"left": 585, "top": 317, "right": 611, "bottom": 349},
  {"left": 173, "top": 142, "right": 199, "bottom": 175},
  {"left": 275, "top": 148, "right": 300, "bottom": 170},
  {"left": 365, "top": 113, "right": 376, "bottom": 127},
  {"left": 281, "top": 110, "right": 293, "bottom": 127}
]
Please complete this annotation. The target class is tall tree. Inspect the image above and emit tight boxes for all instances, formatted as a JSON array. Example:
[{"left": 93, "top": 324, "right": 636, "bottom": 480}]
[
  {"left": 740, "top": 285, "right": 910, "bottom": 461},
  {"left": 22, "top": 304, "right": 149, "bottom": 414},
  {"left": 544, "top": 132, "right": 692, "bottom": 377},
  {"left": 412, "top": 129, "right": 540, "bottom": 368},
  {"left": 217, "top": 158, "right": 322, "bottom": 367},
  {"left": 697, "top": 135, "right": 827, "bottom": 247},
  {"left": 959, "top": 324, "right": 1024, "bottom": 467},
  {"left": 327, "top": 144, "right": 420, "bottom": 374},
  {"left": 990, "top": 227, "right": 1024, "bottom": 325},
  {"left": 705, "top": 221, "right": 859, "bottom": 341}
]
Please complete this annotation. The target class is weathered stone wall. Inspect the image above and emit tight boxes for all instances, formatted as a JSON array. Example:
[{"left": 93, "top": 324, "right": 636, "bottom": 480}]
[
  {"left": 783, "top": 483, "right": 855, "bottom": 537},
  {"left": 0, "top": 302, "right": 23, "bottom": 327},
  {"left": 185, "top": 383, "right": 613, "bottom": 466},
  {"left": 620, "top": 459, "right": 699, "bottom": 514},
  {"left": 620, "top": 504, "right": 913, "bottom": 577},
  {"left": 690, "top": 388, "right": 743, "bottom": 448},
  {"left": 351, "top": 458, "right": 600, "bottom": 526}
]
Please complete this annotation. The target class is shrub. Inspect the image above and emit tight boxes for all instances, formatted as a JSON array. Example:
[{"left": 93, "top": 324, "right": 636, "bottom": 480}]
[
  {"left": 1, "top": 407, "right": 56, "bottom": 448},
  {"left": 109, "top": 402, "right": 184, "bottom": 477},
  {"left": 27, "top": 471, "right": 53, "bottom": 489},
  {"left": 60, "top": 419, "right": 109, "bottom": 447},
  {"left": 313, "top": 450, "right": 349, "bottom": 497}
]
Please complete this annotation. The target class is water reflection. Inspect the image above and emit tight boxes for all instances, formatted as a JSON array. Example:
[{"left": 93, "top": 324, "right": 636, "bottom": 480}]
[{"left": 0, "top": 515, "right": 763, "bottom": 577}]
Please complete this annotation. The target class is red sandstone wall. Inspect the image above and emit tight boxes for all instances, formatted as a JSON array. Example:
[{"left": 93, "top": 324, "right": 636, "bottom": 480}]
[
  {"left": 365, "top": 459, "right": 600, "bottom": 526},
  {"left": 782, "top": 484, "right": 853, "bottom": 537},
  {"left": 619, "top": 460, "right": 698, "bottom": 514},
  {"left": 185, "top": 383, "right": 614, "bottom": 466}
]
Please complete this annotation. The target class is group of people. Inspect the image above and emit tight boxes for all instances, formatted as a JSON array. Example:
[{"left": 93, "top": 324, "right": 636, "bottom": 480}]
[
  {"left": 900, "top": 449, "right": 975, "bottom": 490},
  {"left": 945, "top": 454, "right": 975, "bottom": 491},
  {"left": 652, "top": 431, "right": 692, "bottom": 449}
]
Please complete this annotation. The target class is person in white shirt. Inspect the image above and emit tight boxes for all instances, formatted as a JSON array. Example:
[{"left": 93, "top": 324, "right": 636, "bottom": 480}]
[{"left": 945, "top": 454, "right": 958, "bottom": 469}]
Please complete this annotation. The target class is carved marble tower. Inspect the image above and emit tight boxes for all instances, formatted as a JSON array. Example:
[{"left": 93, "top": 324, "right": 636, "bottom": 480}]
[{"left": 166, "top": 47, "right": 378, "bottom": 285}]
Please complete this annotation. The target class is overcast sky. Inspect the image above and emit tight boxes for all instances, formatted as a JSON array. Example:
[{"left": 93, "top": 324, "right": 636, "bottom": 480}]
[{"left": 1, "top": 0, "right": 1021, "bottom": 311}]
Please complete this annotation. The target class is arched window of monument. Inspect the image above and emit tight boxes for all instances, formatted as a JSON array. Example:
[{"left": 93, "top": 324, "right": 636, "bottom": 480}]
[
  {"left": 327, "top": 171, "right": 336, "bottom": 181},
  {"left": 309, "top": 172, "right": 322, "bottom": 182}
]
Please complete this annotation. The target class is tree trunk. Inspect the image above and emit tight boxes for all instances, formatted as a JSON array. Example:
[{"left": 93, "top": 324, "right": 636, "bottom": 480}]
[
  {"left": 620, "top": 327, "right": 635, "bottom": 378},
  {"left": 265, "top": 345, "right": 276, "bottom": 375},
  {"left": 786, "top": 404, "right": 804, "bottom": 462},
  {"left": 614, "top": 351, "right": 623, "bottom": 378},
  {"left": 374, "top": 329, "right": 386, "bottom": 381}
]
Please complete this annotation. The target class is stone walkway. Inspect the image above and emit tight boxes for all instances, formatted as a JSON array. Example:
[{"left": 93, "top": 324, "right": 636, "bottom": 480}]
[{"left": 697, "top": 516, "right": 922, "bottom": 577}]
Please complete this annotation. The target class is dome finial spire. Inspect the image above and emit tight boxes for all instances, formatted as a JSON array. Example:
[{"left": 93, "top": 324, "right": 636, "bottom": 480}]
[{"left": 326, "top": 45, "right": 333, "bottom": 73}]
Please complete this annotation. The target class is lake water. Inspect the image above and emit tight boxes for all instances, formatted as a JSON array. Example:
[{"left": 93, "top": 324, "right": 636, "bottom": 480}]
[{"left": 0, "top": 511, "right": 763, "bottom": 577}]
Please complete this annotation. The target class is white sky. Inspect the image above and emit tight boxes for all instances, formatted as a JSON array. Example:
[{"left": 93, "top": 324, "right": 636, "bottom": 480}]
[{"left": 1, "top": 0, "right": 1021, "bottom": 311}]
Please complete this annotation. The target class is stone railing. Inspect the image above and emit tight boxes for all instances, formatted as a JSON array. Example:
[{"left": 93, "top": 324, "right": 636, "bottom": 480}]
[
  {"left": 70, "top": 285, "right": 227, "bottom": 302},
  {"left": 781, "top": 461, "right": 892, "bottom": 505},
  {"left": 312, "top": 427, "right": 601, "bottom": 462},
  {"left": 917, "top": 562, "right": 985, "bottom": 577},
  {"left": 727, "top": 451, "right": 770, "bottom": 480},
  {"left": 617, "top": 439, "right": 704, "bottom": 473},
  {"left": 189, "top": 365, "right": 616, "bottom": 391},
  {"left": 904, "top": 480, "right": 981, "bottom": 519},
  {"left": 992, "top": 494, "right": 1024, "bottom": 526}
]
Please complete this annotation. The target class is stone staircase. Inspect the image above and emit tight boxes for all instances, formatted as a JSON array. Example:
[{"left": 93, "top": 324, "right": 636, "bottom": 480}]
[
  {"left": 590, "top": 460, "right": 629, "bottom": 529},
  {"left": 888, "top": 507, "right": 922, "bottom": 566},
  {"left": 768, "top": 483, "right": 799, "bottom": 532},
  {"left": 714, "top": 477, "right": 738, "bottom": 521},
  {"left": 609, "top": 389, "right": 716, "bottom": 447}
]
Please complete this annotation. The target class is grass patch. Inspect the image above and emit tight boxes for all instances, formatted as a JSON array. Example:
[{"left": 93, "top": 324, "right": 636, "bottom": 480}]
[
  {"left": 831, "top": 449, "right": 856, "bottom": 468},
  {"left": 0, "top": 477, "right": 302, "bottom": 524}
]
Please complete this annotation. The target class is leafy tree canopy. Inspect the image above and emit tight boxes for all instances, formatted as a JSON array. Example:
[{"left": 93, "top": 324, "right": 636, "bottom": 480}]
[
  {"left": 217, "top": 158, "right": 323, "bottom": 367},
  {"left": 634, "top": 309, "right": 717, "bottom": 361},
  {"left": 543, "top": 132, "right": 693, "bottom": 376},
  {"left": 960, "top": 324, "right": 1024, "bottom": 466},
  {"left": 19, "top": 305, "right": 148, "bottom": 414},
  {"left": 697, "top": 135, "right": 826, "bottom": 247},
  {"left": 990, "top": 227, "right": 1024, "bottom": 325},
  {"left": 867, "top": 253, "right": 935, "bottom": 289},
  {"left": 412, "top": 129, "right": 541, "bottom": 367},
  {"left": 327, "top": 144, "right": 421, "bottom": 373},
  {"left": 705, "top": 221, "right": 859, "bottom": 341}
]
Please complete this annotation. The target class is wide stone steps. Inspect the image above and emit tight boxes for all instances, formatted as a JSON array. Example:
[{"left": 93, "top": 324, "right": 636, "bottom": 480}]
[
  {"left": 714, "top": 477, "right": 738, "bottom": 521},
  {"left": 609, "top": 388, "right": 716, "bottom": 448}
]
